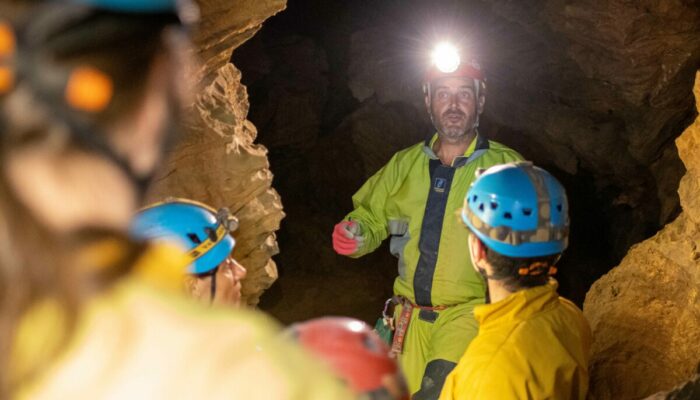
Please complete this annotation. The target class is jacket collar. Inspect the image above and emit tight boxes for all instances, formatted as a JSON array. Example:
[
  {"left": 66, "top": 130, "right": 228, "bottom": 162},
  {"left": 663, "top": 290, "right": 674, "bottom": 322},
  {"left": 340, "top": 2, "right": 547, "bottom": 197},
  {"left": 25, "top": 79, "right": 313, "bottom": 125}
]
[
  {"left": 422, "top": 132, "right": 490, "bottom": 168},
  {"left": 474, "top": 280, "right": 560, "bottom": 328}
]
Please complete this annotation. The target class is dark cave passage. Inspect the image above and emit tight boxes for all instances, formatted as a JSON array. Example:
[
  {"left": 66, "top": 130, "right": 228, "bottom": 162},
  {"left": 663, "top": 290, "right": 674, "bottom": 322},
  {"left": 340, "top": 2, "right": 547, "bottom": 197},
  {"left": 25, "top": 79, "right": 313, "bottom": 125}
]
[{"left": 232, "top": 0, "right": 697, "bottom": 325}]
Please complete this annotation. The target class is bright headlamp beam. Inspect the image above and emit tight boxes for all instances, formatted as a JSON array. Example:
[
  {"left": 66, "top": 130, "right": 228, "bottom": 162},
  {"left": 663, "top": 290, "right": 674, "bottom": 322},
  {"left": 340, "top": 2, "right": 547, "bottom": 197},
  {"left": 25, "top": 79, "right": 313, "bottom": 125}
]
[{"left": 431, "top": 42, "right": 460, "bottom": 73}]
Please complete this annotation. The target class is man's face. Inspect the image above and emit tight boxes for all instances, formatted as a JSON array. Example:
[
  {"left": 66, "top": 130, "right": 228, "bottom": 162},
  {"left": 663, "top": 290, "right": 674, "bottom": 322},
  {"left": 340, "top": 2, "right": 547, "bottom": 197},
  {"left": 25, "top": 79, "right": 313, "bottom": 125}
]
[
  {"left": 185, "top": 257, "right": 247, "bottom": 307},
  {"left": 426, "top": 77, "right": 483, "bottom": 142}
]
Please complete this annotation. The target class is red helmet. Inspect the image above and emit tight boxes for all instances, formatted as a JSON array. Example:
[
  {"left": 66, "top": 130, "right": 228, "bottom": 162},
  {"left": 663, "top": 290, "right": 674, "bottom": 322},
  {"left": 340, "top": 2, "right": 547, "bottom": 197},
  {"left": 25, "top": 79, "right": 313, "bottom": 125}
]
[
  {"left": 287, "top": 317, "right": 409, "bottom": 400},
  {"left": 422, "top": 42, "right": 485, "bottom": 96},
  {"left": 423, "top": 42, "right": 486, "bottom": 129},
  {"left": 423, "top": 59, "right": 484, "bottom": 84}
]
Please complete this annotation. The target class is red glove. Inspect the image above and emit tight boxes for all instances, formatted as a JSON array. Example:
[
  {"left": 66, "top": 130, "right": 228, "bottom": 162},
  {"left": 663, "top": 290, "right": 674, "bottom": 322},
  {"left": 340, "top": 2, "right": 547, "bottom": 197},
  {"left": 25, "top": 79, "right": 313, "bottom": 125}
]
[{"left": 333, "top": 221, "right": 363, "bottom": 255}]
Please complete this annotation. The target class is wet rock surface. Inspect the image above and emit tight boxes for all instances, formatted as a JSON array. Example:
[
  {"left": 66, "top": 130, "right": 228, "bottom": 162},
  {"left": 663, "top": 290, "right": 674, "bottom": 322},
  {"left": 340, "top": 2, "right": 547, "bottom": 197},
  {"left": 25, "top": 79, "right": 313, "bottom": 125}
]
[
  {"left": 147, "top": 0, "right": 287, "bottom": 306},
  {"left": 643, "top": 372, "right": 700, "bottom": 400},
  {"left": 148, "top": 64, "right": 284, "bottom": 306},
  {"left": 192, "top": 0, "right": 286, "bottom": 86},
  {"left": 584, "top": 72, "right": 700, "bottom": 400}
]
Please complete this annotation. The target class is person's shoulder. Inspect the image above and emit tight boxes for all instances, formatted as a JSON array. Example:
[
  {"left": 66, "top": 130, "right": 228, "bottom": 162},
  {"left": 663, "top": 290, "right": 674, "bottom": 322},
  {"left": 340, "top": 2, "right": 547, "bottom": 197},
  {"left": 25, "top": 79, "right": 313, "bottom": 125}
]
[
  {"left": 397, "top": 140, "right": 427, "bottom": 157},
  {"left": 485, "top": 140, "right": 524, "bottom": 161},
  {"left": 383, "top": 140, "right": 429, "bottom": 167},
  {"left": 558, "top": 296, "right": 583, "bottom": 314},
  {"left": 468, "top": 342, "right": 525, "bottom": 398},
  {"left": 557, "top": 296, "right": 592, "bottom": 337},
  {"left": 128, "top": 284, "right": 355, "bottom": 399}
]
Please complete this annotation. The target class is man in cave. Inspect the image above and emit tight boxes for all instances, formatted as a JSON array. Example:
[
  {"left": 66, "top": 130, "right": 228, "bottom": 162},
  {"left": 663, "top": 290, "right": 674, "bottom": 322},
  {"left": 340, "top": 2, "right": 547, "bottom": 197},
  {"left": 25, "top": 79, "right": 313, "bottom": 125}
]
[{"left": 332, "top": 42, "right": 523, "bottom": 399}]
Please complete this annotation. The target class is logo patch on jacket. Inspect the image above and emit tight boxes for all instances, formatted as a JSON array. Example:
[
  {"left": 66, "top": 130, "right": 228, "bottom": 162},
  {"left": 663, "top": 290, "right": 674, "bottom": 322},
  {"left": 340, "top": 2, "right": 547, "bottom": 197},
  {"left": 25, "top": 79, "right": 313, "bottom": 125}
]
[{"left": 434, "top": 177, "right": 447, "bottom": 193}]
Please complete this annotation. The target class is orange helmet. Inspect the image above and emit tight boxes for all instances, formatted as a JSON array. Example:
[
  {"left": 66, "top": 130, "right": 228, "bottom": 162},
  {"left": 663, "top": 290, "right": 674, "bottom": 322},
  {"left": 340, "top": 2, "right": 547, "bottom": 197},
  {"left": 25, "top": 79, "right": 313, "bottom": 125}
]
[{"left": 287, "top": 317, "right": 409, "bottom": 400}]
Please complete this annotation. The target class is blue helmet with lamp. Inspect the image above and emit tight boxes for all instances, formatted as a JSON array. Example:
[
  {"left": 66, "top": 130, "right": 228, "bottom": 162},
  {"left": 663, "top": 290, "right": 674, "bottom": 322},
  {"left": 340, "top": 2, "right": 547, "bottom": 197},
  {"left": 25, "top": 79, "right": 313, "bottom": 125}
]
[
  {"left": 131, "top": 198, "right": 238, "bottom": 275},
  {"left": 72, "top": 0, "right": 177, "bottom": 12},
  {"left": 69, "top": 0, "right": 199, "bottom": 24},
  {"left": 461, "top": 162, "right": 569, "bottom": 258}
]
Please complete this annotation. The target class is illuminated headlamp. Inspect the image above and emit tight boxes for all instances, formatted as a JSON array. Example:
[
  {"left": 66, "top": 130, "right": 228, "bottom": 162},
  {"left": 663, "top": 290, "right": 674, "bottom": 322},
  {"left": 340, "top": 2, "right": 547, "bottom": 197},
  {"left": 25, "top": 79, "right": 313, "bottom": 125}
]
[
  {"left": 431, "top": 42, "right": 460, "bottom": 73},
  {"left": 424, "top": 41, "right": 485, "bottom": 129}
]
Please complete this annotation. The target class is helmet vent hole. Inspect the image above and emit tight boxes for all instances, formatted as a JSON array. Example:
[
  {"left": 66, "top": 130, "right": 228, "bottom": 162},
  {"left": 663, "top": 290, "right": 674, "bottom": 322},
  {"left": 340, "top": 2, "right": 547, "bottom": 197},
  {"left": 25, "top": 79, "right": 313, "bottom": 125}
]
[
  {"left": 187, "top": 233, "right": 201, "bottom": 244},
  {"left": 504, "top": 212, "right": 513, "bottom": 220},
  {"left": 523, "top": 208, "right": 532, "bottom": 216},
  {"left": 204, "top": 227, "right": 218, "bottom": 242},
  {"left": 556, "top": 204, "right": 563, "bottom": 212},
  {"left": 472, "top": 195, "right": 478, "bottom": 202},
  {"left": 490, "top": 202, "right": 498, "bottom": 210},
  {"left": 478, "top": 203, "right": 485, "bottom": 212}
]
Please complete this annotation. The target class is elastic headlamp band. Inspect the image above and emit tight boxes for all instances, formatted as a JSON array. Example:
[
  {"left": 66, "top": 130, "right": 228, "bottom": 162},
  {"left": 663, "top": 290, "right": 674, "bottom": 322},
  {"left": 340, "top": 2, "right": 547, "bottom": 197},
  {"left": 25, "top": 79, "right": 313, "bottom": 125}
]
[
  {"left": 0, "top": 21, "right": 114, "bottom": 112},
  {"left": 0, "top": 21, "right": 16, "bottom": 94},
  {"left": 518, "top": 261, "right": 558, "bottom": 276},
  {"left": 186, "top": 223, "right": 227, "bottom": 263}
]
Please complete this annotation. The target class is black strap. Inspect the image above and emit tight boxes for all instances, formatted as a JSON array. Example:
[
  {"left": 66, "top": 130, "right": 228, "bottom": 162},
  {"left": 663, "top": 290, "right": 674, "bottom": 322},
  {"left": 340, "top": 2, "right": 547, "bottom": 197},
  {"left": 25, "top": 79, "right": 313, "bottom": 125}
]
[
  {"left": 412, "top": 359, "right": 457, "bottom": 400},
  {"left": 209, "top": 269, "right": 217, "bottom": 304}
]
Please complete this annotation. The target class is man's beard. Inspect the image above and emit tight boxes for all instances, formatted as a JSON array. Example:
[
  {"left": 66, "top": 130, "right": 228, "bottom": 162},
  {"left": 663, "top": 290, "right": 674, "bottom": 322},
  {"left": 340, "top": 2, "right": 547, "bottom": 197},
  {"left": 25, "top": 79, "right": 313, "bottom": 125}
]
[{"left": 438, "top": 110, "right": 472, "bottom": 140}]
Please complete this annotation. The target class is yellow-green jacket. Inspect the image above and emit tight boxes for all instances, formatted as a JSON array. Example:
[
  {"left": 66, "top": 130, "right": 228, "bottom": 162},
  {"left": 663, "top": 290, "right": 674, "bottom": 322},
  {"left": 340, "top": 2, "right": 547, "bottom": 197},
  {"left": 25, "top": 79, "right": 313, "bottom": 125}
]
[
  {"left": 13, "top": 243, "right": 353, "bottom": 400},
  {"left": 439, "top": 281, "right": 592, "bottom": 400},
  {"left": 347, "top": 133, "right": 522, "bottom": 306}
]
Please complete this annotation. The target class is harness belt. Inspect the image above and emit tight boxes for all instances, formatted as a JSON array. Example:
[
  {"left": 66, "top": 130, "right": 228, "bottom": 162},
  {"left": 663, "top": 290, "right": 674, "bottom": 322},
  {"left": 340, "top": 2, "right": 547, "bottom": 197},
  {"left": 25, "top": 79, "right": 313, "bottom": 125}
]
[{"left": 383, "top": 296, "right": 451, "bottom": 356}]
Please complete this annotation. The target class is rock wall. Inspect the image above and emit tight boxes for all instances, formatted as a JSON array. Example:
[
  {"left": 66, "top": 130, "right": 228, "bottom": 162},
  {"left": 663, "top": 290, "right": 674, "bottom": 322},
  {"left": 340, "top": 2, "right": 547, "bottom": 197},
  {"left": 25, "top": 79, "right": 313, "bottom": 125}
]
[
  {"left": 191, "top": 0, "right": 287, "bottom": 86},
  {"left": 644, "top": 373, "right": 700, "bottom": 400},
  {"left": 147, "top": 0, "right": 286, "bottom": 306},
  {"left": 583, "top": 71, "right": 700, "bottom": 399}
]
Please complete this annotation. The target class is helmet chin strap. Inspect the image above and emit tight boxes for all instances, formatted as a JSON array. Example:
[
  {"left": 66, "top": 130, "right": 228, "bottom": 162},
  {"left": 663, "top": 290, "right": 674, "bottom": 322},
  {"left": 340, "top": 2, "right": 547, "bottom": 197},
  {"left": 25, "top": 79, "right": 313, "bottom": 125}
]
[
  {"left": 209, "top": 270, "right": 217, "bottom": 304},
  {"left": 52, "top": 100, "right": 179, "bottom": 203}
]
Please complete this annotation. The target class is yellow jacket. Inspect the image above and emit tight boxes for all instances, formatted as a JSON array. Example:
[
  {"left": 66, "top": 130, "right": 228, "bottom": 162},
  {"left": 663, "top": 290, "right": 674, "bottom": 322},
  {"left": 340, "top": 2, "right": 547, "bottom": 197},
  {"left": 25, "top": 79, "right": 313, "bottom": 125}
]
[
  {"left": 439, "top": 281, "right": 591, "bottom": 400},
  {"left": 13, "top": 243, "right": 353, "bottom": 400}
]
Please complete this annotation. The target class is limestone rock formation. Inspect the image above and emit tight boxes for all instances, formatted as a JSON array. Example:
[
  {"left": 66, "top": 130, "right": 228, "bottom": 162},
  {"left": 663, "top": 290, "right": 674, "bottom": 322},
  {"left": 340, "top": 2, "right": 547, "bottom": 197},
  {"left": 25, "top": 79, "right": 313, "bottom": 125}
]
[
  {"left": 644, "top": 373, "right": 700, "bottom": 400},
  {"left": 583, "top": 72, "right": 700, "bottom": 399},
  {"left": 148, "top": 64, "right": 284, "bottom": 306},
  {"left": 147, "top": 0, "right": 287, "bottom": 306},
  {"left": 192, "top": 0, "right": 286, "bottom": 86}
]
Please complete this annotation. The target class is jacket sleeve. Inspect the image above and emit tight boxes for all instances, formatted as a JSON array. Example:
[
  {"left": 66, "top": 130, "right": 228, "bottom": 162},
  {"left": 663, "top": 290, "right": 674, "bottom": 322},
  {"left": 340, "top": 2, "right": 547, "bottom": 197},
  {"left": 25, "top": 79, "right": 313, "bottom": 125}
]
[{"left": 345, "top": 152, "right": 404, "bottom": 258}]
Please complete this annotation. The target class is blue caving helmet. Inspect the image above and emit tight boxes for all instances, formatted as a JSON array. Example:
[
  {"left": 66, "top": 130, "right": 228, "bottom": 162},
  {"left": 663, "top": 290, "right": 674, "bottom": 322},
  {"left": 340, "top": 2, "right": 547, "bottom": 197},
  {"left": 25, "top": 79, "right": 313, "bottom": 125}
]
[
  {"left": 69, "top": 0, "right": 199, "bottom": 24},
  {"left": 131, "top": 198, "right": 238, "bottom": 274},
  {"left": 73, "top": 0, "right": 176, "bottom": 12},
  {"left": 461, "top": 162, "right": 569, "bottom": 258}
]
